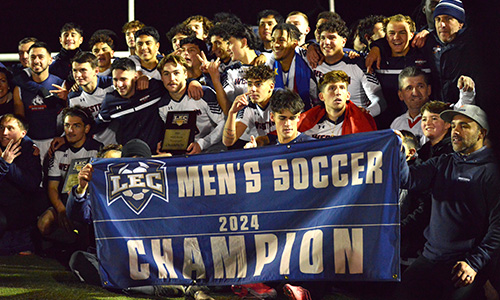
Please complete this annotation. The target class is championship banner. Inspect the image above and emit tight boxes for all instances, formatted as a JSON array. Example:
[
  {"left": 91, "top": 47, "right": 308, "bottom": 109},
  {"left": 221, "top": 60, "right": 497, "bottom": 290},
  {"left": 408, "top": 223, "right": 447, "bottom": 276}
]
[{"left": 89, "top": 129, "right": 401, "bottom": 289}]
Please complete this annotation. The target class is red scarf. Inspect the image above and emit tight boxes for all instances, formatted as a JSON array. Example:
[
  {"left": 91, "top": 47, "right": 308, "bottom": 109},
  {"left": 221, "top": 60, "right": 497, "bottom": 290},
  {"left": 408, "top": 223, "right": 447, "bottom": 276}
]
[{"left": 298, "top": 101, "right": 377, "bottom": 135}]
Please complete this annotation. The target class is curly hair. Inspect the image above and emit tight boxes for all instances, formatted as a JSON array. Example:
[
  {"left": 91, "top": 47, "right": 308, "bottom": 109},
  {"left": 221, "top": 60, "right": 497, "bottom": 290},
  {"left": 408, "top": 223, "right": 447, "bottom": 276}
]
[{"left": 243, "top": 64, "right": 275, "bottom": 82}]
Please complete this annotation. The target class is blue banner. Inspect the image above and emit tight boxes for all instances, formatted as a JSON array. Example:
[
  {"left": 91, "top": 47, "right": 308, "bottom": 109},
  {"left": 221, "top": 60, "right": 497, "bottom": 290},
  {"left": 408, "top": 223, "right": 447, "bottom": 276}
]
[{"left": 89, "top": 129, "right": 401, "bottom": 289}]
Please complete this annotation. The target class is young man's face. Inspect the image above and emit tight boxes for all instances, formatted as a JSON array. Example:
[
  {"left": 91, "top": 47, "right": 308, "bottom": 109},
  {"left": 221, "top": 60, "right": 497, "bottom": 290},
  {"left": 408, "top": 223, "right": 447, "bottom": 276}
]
[
  {"left": 435, "top": 15, "right": 463, "bottom": 44},
  {"left": 398, "top": 75, "right": 431, "bottom": 112},
  {"left": 319, "top": 31, "right": 346, "bottom": 57},
  {"left": 172, "top": 33, "right": 188, "bottom": 51},
  {"left": 451, "top": 115, "right": 484, "bottom": 154},
  {"left": 271, "top": 109, "right": 301, "bottom": 144},
  {"left": 272, "top": 30, "right": 297, "bottom": 61},
  {"left": 72, "top": 61, "right": 98, "bottom": 88},
  {"left": 112, "top": 69, "right": 137, "bottom": 99},
  {"left": 227, "top": 37, "right": 246, "bottom": 62},
  {"left": 18, "top": 41, "right": 35, "bottom": 68},
  {"left": 319, "top": 81, "right": 350, "bottom": 112},
  {"left": 371, "top": 22, "right": 386, "bottom": 42},
  {"left": 421, "top": 110, "right": 450, "bottom": 140},
  {"left": 210, "top": 35, "right": 230, "bottom": 61},
  {"left": 247, "top": 78, "right": 274, "bottom": 106},
  {"left": 161, "top": 62, "right": 187, "bottom": 94},
  {"left": 188, "top": 20, "right": 206, "bottom": 40},
  {"left": 386, "top": 21, "right": 414, "bottom": 57},
  {"left": 286, "top": 15, "right": 310, "bottom": 40},
  {"left": 0, "top": 118, "right": 26, "bottom": 148},
  {"left": 29, "top": 47, "right": 52, "bottom": 75},
  {"left": 91, "top": 42, "right": 114, "bottom": 69},
  {"left": 63, "top": 115, "right": 89, "bottom": 146},
  {"left": 259, "top": 15, "right": 278, "bottom": 43},
  {"left": 136, "top": 35, "right": 159, "bottom": 63},
  {"left": 59, "top": 29, "right": 83, "bottom": 50},
  {"left": 180, "top": 43, "right": 202, "bottom": 70},
  {"left": 125, "top": 26, "right": 140, "bottom": 49},
  {"left": 0, "top": 73, "right": 8, "bottom": 99}
]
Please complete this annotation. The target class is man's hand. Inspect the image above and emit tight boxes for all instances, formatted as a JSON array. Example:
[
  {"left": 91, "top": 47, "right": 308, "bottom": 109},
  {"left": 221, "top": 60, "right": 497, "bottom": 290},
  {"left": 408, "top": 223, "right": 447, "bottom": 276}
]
[
  {"left": 457, "top": 75, "right": 475, "bottom": 92},
  {"left": 254, "top": 54, "right": 267, "bottom": 65},
  {"left": 365, "top": 47, "right": 381, "bottom": 73},
  {"left": 76, "top": 163, "right": 93, "bottom": 194},
  {"left": 229, "top": 92, "right": 249, "bottom": 114},
  {"left": 186, "top": 142, "right": 201, "bottom": 155},
  {"left": 48, "top": 136, "right": 66, "bottom": 157},
  {"left": 244, "top": 135, "right": 258, "bottom": 149},
  {"left": 306, "top": 43, "right": 324, "bottom": 69},
  {"left": 411, "top": 29, "right": 429, "bottom": 48},
  {"left": 69, "top": 82, "right": 80, "bottom": 92},
  {"left": 348, "top": 50, "right": 360, "bottom": 59},
  {"left": 50, "top": 84, "right": 69, "bottom": 101},
  {"left": 0, "top": 139, "right": 22, "bottom": 164},
  {"left": 136, "top": 75, "right": 150, "bottom": 90},
  {"left": 198, "top": 52, "right": 222, "bottom": 81},
  {"left": 451, "top": 261, "right": 477, "bottom": 288},
  {"left": 187, "top": 80, "right": 203, "bottom": 100}
]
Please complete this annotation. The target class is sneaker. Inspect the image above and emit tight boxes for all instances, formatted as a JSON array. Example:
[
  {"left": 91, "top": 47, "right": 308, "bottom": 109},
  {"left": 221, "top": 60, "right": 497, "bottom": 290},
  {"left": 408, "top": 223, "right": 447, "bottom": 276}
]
[
  {"left": 283, "top": 284, "right": 311, "bottom": 300},
  {"left": 185, "top": 285, "right": 210, "bottom": 300},
  {"left": 194, "top": 290, "right": 215, "bottom": 300},
  {"left": 232, "top": 283, "right": 277, "bottom": 299}
]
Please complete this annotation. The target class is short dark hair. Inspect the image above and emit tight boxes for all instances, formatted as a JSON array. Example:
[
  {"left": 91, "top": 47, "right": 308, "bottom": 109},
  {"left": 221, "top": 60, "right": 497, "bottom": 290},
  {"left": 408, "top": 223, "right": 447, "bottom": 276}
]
[
  {"left": 60, "top": 22, "right": 83, "bottom": 36},
  {"left": 358, "top": 15, "right": 385, "bottom": 45},
  {"left": 207, "top": 23, "right": 232, "bottom": 42},
  {"left": 179, "top": 36, "right": 209, "bottom": 54},
  {"left": 317, "top": 11, "right": 344, "bottom": 24},
  {"left": 166, "top": 23, "right": 195, "bottom": 42},
  {"left": 270, "top": 89, "right": 304, "bottom": 115},
  {"left": 226, "top": 23, "right": 260, "bottom": 50},
  {"left": 71, "top": 52, "right": 98, "bottom": 69},
  {"left": 97, "top": 144, "right": 123, "bottom": 158},
  {"left": 317, "top": 20, "right": 349, "bottom": 39},
  {"left": 122, "top": 20, "right": 145, "bottom": 33},
  {"left": 319, "top": 70, "right": 350, "bottom": 92},
  {"left": 213, "top": 12, "right": 242, "bottom": 25},
  {"left": 257, "top": 10, "right": 284, "bottom": 25},
  {"left": 420, "top": 100, "right": 451, "bottom": 115},
  {"left": 135, "top": 26, "right": 160, "bottom": 43},
  {"left": 157, "top": 53, "right": 189, "bottom": 72},
  {"left": 244, "top": 64, "right": 275, "bottom": 82},
  {"left": 398, "top": 66, "right": 429, "bottom": 90},
  {"left": 28, "top": 41, "right": 51, "bottom": 55},
  {"left": 62, "top": 105, "right": 93, "bottom": 127},
  {"left": 18, "top": 37, "right": 38, "bottom": 47},
  {"left": 0, "top": 67, "right": 14, "bottom": 91},
  {"left": 0, "top": 114, "right": 28, "bottom": 131},
  {"left": 400, "top": 130, "right": 420, "bottom": 150},
  {"left": 89, "top": 30, "right": 117, "bottom": 50},
  {"left": 272, "top": 23, "right": 301, "bottom": 41},
  {"left": 111, "top": 58, "right": 136, "bottom": 73}
]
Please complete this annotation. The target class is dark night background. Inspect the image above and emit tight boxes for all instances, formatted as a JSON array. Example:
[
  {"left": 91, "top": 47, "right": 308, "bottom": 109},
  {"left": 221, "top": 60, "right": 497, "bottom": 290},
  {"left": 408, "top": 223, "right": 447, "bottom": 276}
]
[{"left": 0, "top": 0, "right": 499, "bottom": 156}]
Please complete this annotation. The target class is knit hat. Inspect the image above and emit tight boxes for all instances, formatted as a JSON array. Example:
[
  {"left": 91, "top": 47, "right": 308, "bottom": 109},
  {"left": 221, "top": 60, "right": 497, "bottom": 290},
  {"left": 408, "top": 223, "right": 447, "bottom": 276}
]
[
  {"left": 440, "top": 104, "right": 489, "bottom": 133},
  {"left": 433, "top": 0, "right": 465, "bottom": 23},
  {"left": 122, "top": 139, "right": 152, "bottom": 158}
]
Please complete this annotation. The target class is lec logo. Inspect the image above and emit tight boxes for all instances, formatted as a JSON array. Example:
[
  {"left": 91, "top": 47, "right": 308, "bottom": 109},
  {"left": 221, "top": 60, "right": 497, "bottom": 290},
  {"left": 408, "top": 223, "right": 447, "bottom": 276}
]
[{"left": 105, "top": 160, "right": 169, "bottom": 215}]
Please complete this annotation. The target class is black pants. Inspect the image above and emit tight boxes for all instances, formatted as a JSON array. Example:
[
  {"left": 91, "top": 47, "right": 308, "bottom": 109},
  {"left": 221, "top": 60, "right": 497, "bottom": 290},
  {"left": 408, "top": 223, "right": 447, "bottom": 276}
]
[{"left": 395, "top": 255, "right": 487, "bottom": 300}]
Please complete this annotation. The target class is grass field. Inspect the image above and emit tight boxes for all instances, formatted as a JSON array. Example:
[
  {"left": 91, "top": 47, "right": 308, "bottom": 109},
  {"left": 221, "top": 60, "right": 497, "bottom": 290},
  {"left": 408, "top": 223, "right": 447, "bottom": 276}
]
[{"left": 0, "top": 254, "right": 385, "bottom": 299}]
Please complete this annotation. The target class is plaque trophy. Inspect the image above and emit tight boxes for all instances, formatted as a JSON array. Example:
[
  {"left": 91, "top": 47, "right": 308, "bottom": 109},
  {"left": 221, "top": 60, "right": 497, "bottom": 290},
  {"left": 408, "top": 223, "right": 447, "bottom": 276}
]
[
  {"left": 62, "top": 157, "right": 91, "bottom": 193},
  {"left": 161, "top": 111, "right": 198, "bottom": 154}
]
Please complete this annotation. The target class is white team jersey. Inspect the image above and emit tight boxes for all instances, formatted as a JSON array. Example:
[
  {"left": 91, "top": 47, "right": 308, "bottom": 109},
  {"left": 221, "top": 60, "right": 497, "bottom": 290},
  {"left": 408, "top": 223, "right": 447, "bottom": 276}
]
[
  {"left": 158, "top": 86, "right": 224, "bottom": 150},
  {"left": 48, "top": 138, "right": 101, "bottom": 182},
  {"left": 390, "top": 112, "right": 427, "bottom": 147},
  {"left": 129, "top": 55, "right": 161, "bottom": 80},
  {"left": 309, "top": 57, "right": 386, "bottom": 117},
  {"left": 236, "top": 101, "right": 275, "bottom": 138},
  {"left": 221, "top": 63, "right": 251, "bottom": 103},
  {"left": 303, "top": 115, "right": 343, "bottom": 139}
]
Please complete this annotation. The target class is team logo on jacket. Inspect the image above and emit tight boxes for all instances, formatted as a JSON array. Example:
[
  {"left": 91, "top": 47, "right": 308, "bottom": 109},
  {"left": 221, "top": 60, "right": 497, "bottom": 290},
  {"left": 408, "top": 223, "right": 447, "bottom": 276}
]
[{"left": 105, "top": 160, "right": 168, "bottom": 215}]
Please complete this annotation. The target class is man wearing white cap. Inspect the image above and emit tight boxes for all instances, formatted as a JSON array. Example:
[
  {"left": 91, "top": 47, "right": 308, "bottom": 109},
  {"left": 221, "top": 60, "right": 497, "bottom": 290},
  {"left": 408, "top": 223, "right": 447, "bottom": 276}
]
[{"left": 397, "top": 104, "right": 500, "bottom": 299}]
